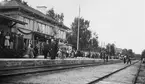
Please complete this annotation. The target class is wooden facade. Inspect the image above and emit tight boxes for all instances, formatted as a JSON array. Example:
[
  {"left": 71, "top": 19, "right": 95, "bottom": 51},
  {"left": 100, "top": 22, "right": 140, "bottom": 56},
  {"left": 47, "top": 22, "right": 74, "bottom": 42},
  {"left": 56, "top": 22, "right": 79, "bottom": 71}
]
[{"left": 0, "top": 0, "right": 69, "bottom": 43}]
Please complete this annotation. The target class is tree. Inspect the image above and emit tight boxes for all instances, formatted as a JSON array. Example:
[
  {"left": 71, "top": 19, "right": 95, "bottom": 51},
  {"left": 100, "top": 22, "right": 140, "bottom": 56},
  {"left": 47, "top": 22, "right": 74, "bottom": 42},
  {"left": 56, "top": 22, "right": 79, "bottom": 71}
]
[
  {"left": 110, "top": 44, "right": 115, "bottom": 56},
  {"left": 46, "top": 8, "right": 55, "bottom": 19},
  {"left": 122, "top": 49, "right": 128, "bottom": 56},
  {"left": 89, "top": 37, "right": 99, "bottom": 51},
  {"left": 14, "top": 0, "right": 28, "bottom": 6},
  {"left": 106, "top": 43, "right": 111, "bottom": 55},
  {"left": 22, "top": 1, "right": 28, "bottom": 6},
  {"left": 59, "top": 13, "right": 64, "bottom": 23},
  {"left": 141, "top": 50, "right": 145, "bottom": 59},
  {"left": 46, "top": 8, "right": 64, "bottom": 23},
  {"left": 67, "top": 17, "right": 91, "bottom": 50},
  {"left": 122, "top": 49, "right": 134, "bottom": 58},
  {"left": 127, "top": 49, "right": 134, "bottom": 57}
]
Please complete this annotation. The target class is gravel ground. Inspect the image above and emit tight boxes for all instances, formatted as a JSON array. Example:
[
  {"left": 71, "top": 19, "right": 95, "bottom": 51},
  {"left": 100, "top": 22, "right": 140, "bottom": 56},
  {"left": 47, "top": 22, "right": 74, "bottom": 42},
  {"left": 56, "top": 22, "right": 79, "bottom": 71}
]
[
  {"left": 97, "top": 61, "right": 140, "bottom": 84},
  {"left": 136, "top": 63, "right": 145, "bottom": 84},
  {"left": 0, "top": 61, "right": 138, "bottom": 84},
  {"left": 0, "top": 57, "right": 101, "bottom": 60}
]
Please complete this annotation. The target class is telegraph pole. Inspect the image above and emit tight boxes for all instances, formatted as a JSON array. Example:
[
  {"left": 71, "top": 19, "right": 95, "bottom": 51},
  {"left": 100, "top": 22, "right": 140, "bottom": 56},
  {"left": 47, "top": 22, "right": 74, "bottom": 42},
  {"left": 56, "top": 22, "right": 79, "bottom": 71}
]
[{"left": 77, "top": 6, "right": 80, "bottom": 51}]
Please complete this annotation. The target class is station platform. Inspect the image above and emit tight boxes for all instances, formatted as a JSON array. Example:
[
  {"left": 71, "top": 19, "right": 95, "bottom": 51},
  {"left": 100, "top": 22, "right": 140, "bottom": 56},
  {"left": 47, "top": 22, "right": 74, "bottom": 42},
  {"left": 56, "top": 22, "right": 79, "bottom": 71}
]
[
  {"left": 0, "top": 60, "right": 138, "bottom": 84},
  {"left": 0, "top": 57, "right": 121, "bottom": 70}
]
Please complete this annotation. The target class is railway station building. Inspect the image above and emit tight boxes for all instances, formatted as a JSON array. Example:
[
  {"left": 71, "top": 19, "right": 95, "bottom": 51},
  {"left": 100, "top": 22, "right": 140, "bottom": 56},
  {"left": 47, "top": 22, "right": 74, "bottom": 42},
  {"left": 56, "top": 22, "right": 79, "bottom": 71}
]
[{"left": 0, "top": 0, "right": 70, "bottom": 56}]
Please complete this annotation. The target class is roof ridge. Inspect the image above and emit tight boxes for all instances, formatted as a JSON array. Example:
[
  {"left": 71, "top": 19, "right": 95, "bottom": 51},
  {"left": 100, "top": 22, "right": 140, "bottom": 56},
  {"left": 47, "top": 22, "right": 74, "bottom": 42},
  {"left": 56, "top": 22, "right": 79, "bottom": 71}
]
[{"left": 0, "top": 0, "right": 69, "bottom": 29}]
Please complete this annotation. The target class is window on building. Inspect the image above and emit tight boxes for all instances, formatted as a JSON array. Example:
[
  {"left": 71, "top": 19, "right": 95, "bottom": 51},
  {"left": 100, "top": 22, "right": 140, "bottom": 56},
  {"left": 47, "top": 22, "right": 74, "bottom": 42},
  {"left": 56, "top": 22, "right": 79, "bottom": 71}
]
[
  {"left": 19, "top": 16, "right": 23, "bottom": 22},
  {"left": 29, "top": 20, "right": 33, "bottom": 30},
  {"left": 23, "top": 17, "right": 27, "bottom": 28},
  {"left": 42, "top": 24, "right": 45, "bottom": 33},
  {"left": 40, "top": 23, "right": 43, "bottom": 33},
  {"left": 48, "top": 25, "right": 51, "bottom": 35},
  {"left": 44, "top": 25, "right": 47, "bottom": 34},
  {"left": 37, "top": 22, "right": 41, "bottom": 32},
  {"left": 17, "top": 16, "right": 24, "bottom": 28},
  {"left": 50, "top": 26, "right": 53, "bottom": 35},
  {"left": 25, "top": 18, "right": 29, "bottom": 29},
  {"left": 34, "top": 21, "right": 37, "bottom": 31}
]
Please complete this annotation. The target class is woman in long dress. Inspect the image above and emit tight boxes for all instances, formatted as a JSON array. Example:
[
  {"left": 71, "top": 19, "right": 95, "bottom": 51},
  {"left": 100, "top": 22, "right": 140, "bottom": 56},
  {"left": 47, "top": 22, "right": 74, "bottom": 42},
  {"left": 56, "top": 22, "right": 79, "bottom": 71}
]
[
  {"left": 27, "top": 43, "right": 34, "bottom": 58},
  {"left": 4, "top": 32, "right": 10, "bottom": 49}
]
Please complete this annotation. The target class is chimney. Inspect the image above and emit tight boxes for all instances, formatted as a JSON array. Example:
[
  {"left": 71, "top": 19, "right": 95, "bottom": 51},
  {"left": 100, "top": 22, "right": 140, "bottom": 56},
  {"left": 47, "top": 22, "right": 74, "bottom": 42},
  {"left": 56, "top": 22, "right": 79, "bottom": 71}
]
[{"left": 36, "top": 6, "right": 47, "bottom": 14}]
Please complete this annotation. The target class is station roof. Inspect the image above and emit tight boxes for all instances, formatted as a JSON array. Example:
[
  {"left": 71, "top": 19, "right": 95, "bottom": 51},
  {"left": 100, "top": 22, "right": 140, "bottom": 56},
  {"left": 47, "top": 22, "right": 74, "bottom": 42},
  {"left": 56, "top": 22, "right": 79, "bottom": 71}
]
[
  {"left": 0, "top": 14, "right": 27, "bottom": 25},
  {"left": 0, "top": 0, "right": 70, "bottom": 30}
]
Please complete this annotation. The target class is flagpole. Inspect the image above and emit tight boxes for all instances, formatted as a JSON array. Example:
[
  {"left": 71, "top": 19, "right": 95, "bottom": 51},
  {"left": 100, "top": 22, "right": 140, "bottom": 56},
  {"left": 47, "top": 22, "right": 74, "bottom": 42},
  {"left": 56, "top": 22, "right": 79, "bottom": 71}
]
[{"left": 77, "top": 6, "right": 80, "bottom": 51}]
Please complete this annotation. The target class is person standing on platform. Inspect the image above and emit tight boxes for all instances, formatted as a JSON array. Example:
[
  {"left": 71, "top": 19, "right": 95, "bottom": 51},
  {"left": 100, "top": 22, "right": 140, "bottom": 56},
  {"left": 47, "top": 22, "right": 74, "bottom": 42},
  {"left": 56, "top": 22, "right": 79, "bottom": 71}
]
[
  {"left": 57, "top": 49, "right": 62, "bottom": 58},
  {"left": 54, "top": 40, "right": 59, "bottom": 58},
  {"left": 100, "top": 52, "right": 102, "bottom": 59},
  {"left": 0, "top": 30, "right": 5, "bottom": 48},
  {"left": 106, "top": 54, "right": 108, "bottom": 62},
  {"left": 43, "top": 40, "right": 50, "bottom": 59},
  {"left": 61, "top": 47, "right": 66, "bottom": 59},
  {"left": 34, "top": 43, "right": 38, "bottom": 58},
  {"left": 0, "top": 30, "right": 5, "bottom": 57},
  {"left": 103, "top": 52, "right": 106, "bottom": 62},
  {"left": 9, "top": 33, "right": 14, "bottom": 49},
  {"left": 27, "top": 43, "right": 34, "bottom": 58},
  {"left": 123, "top": 55, "right": 126, "bottom": 64},
  {"left": 50, "top": 39, "right": 57, "bottom": 60},
  {"left": 127, "top": 56, "right": 131, "bottom": 64},
  {"left": 4, "top": 32, "right": 10, "bottom": 49}
]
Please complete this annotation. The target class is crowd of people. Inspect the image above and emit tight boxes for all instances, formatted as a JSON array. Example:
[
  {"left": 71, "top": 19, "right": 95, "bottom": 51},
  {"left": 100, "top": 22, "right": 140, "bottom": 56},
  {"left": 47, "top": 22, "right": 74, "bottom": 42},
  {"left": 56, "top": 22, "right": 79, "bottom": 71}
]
[
  {"left": 123, "top": 55, "right": 132, "bottom": 64},
  {"left": 0, "top": 30, "right": 134, "bottom": 62},
  {"left": 0, "top": 31, "right": 15, "bottom": 49},
  {"left": 26, "top": 39, "right": 59, "bottom": 59},
  {"left": 0, "top": 30, "right": 25, "bottom": 58},
  {"left": 0, "top": 29, "right": 60, "bottom": 59}
]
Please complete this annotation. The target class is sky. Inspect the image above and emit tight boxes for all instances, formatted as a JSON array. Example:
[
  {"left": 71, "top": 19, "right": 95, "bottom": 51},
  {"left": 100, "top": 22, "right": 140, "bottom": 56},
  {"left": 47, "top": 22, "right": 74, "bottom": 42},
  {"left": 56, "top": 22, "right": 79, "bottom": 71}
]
[{"left": 1, "top": 0, "right": 145, "bottom": 54}]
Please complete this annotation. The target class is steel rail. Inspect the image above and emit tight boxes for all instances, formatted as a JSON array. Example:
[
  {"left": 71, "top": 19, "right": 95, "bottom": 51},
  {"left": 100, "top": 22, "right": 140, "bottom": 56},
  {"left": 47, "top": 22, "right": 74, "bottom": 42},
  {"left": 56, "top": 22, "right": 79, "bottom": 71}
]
[
  {"left": 132, "top": 61, "right": 142, "bottom": 84},
  {"left": 87, "top": 61, "right": 139, "bottom": 84},
  {"left": 0, "top": 61, "right": 121, "bottom": 77}
]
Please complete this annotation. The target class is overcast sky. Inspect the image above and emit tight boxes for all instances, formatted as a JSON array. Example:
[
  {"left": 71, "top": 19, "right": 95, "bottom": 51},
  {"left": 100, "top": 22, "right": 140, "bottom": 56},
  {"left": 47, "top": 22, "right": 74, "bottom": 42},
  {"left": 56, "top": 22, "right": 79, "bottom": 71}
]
[{"left": 1, "top": 0, "right": 145, "bottom": 54}]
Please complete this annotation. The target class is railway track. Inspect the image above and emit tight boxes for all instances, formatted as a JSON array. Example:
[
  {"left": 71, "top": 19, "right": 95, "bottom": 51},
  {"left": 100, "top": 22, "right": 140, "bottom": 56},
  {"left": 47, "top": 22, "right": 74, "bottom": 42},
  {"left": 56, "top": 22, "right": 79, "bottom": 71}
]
[
  {"left": 133, "top": 61, "right": 145, "bottom": 84},
  {"left": 132, "top": 61, "right": 142, "bottom": 84},
  {"left": 87, "top": 60, "right": 139, "bottom": 84},
  {"left": 0, "top": 60, "right": 122, "bottom": 77}
]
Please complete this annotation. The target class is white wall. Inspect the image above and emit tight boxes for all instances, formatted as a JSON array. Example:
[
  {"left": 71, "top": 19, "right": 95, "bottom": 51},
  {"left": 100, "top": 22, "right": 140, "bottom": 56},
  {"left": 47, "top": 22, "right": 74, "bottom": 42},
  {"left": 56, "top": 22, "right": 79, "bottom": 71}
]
[
  {"left": 17, "top": 15, "right": 54, "bottom": 36},
  {"left": 16, "top": 15, "right": 67, "bottom": 40}
]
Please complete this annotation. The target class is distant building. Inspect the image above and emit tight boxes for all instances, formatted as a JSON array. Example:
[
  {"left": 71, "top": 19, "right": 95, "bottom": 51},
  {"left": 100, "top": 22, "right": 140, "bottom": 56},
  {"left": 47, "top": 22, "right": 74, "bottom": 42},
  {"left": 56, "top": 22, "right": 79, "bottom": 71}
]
[
  {"left": 115, "top": 48, "right": 122, "bottom": 54},
  {"left": 36, "top": 6, "right": 47, "bottom": 14},
  {"left": 0, "top": 0, "right": 70, "bottom": 46}
]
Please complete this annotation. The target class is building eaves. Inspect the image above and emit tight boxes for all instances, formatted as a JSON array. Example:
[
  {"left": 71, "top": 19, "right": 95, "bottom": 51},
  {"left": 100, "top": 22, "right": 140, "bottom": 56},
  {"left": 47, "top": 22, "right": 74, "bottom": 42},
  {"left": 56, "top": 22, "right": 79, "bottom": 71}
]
[
  {"left": 0, "top": 13, "right": 27, "bottom": 25},
  {"left": 0, "top": 0, "right": 56, "bottom": 23},
  {"left": 0, "top": 0, "right": 70, "bottom": 30}
]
